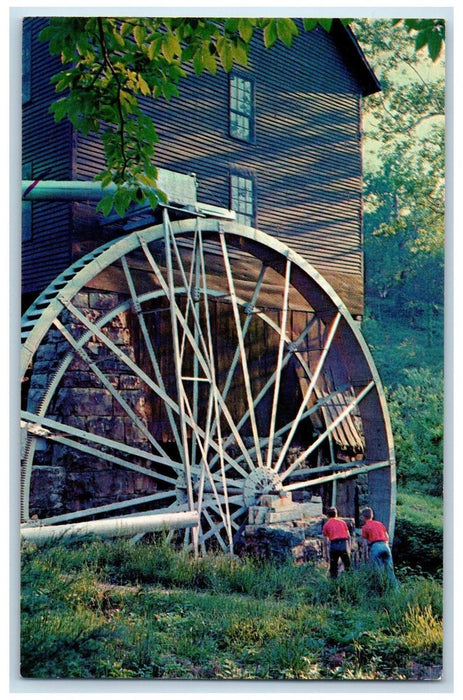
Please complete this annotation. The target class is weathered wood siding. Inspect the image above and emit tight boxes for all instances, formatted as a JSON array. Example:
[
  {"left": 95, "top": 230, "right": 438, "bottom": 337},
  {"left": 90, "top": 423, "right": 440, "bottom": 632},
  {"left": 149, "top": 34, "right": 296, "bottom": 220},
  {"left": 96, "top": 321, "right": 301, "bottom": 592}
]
[
  {"left": 21, "top": 18, "right": 73, "bottom": 297},
  {"left": 74, "top": 24, "right": 366, "bottom": 314},
  {"left": 23, "top": 20, "right": 370, "bottom": 314}
]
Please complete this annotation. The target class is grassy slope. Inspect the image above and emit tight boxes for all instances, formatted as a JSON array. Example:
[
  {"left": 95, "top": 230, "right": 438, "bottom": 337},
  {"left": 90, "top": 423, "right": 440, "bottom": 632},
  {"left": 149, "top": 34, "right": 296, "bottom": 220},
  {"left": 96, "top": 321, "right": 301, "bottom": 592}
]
[
  {"left": 20, "top": 531, "right": 443, "bottom": 681},
  {"left": 397, "top": 491, "right": 443, "bottom": 529},
  {"left": 20, "top": 301, "right": 446, "bottom": 682}
]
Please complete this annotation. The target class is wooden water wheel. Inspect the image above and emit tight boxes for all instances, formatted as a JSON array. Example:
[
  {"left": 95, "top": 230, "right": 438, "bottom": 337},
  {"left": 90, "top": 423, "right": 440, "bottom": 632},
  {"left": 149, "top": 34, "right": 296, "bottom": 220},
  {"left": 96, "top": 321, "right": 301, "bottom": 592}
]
[{"left": 20, "top": 212, "right": 395, "bottom": 552}]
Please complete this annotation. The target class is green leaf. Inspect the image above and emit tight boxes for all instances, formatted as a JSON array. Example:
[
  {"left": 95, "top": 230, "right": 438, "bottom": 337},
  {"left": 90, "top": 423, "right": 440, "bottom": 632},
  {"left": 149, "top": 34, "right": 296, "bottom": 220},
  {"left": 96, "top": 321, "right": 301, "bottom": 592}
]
[
  {"left": 112, "top": 31, "right": 125, "bottom": 48},
  {"left": 414, "top": 30, "right": 429, "bottom": 52},
  {"left": 161, "top": 81, "right": 180, "bottom": 100},
  {"left": 120, "top": 22, "right": 133, "bottom": 38},
  {"left": 275, "top": 18, "right": 298, "bottom": 47},
  {"left": 263, "top": 20, "right": 278, "bottom": 49},
  {"left": 53, "top": 71, "right": 74, "bottom": 92},
  {"left": 427, "top": 32, "right": 443, "bottom": 61},
  {"left": 201, "top": 42, "right": 217, "bottom": 74},
  {"left": 232, "top": 39, "right": 249, "bottom": 67},
  {"left": 217, "top": 37, "right": 234, "bottom": 72},
  {"left": 237, "top": 18, "right": 255, "bottom": 43},
  {"left": 192, "top": 51, "right": 204, "bottom": 75},
  {"left": 94, "top": 171, "right": 114, "bottom": 188},
  {"left": 302, "top": 18, "right": 318, "bottom": 32},
  {"left": 50, "top": 97, "right": 69, "bottom": 122},
  {"left": 148, "top": 36, "right": 162, "bottom": 61},
  {"left": 317, "top": 19, "right": 333, "bottom": 32},
  {"left": 224, "top": 18, "right": 239, "bottom": 34},
  {"left": 133, "top": 24, "right": 146, "bottom": 47},
  {"left": 96, "top": 193, "right": 116, "bottom": 217},
  {"left": 114, "top": 187, "right": 133, "bottom": 217},
  {"left": 162, "top": 32, "right": 182, "bottom": 63},
  {"left": 136, "top": 74, "right": 151, "bottom": 96}
]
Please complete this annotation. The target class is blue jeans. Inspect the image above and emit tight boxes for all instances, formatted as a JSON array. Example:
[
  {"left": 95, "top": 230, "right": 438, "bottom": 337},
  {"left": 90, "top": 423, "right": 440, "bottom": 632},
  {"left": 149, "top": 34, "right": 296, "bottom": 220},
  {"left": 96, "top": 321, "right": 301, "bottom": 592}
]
[{"left": 369, "top": 541, "right": 398, "bottom": 586}]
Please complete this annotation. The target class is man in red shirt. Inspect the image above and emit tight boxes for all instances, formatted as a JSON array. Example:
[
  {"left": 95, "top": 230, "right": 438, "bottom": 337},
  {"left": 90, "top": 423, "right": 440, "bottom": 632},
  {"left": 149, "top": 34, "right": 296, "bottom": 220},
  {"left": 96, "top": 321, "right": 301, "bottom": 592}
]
[
  {"left": 361, "top": 507, "right": 398, "bottom": 587},
  {"left": 322, "top": 506, "right": 351, "bottom": 579}
]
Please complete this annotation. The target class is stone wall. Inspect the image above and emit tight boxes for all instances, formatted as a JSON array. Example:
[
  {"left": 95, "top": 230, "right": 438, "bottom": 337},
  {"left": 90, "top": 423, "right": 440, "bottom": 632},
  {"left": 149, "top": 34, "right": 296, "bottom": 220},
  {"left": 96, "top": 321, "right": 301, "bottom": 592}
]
[{"left": 26, "top": 289, "right": 158, "bottom": 519}]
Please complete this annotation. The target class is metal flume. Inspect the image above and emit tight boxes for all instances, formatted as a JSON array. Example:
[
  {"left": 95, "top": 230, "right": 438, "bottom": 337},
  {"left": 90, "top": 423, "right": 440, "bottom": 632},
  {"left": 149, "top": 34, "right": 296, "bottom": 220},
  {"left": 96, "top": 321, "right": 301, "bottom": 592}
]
[{"left": 20, "top": 213, "right": 395, "bottom": 551}]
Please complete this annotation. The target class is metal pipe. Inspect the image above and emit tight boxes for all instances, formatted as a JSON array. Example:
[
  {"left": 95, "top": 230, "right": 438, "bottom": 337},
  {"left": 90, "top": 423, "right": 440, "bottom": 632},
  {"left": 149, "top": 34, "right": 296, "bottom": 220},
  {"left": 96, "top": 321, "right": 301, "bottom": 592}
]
[
  {"left": 22, "top": 180, "right": 119, "bottom": 201},
  {"left": 20, "top": 510, "right": 199, "bottom": 543},
  {"left": 21, "top": 180, "right": 235, "bottom": 219}
]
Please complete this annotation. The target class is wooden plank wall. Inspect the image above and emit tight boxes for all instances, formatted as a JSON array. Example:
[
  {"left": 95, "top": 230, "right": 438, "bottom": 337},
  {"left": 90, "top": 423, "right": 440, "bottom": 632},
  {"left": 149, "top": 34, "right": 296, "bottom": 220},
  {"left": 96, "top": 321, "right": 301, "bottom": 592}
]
[
  {"left": 74, "top": 23, "right": 366, "bottom": 314},
  {"left": 24, "top": 19, "right": 367, "bottom": 315},
  {"left": 21, "top": 18, "right": 73, "bottom": 298}
]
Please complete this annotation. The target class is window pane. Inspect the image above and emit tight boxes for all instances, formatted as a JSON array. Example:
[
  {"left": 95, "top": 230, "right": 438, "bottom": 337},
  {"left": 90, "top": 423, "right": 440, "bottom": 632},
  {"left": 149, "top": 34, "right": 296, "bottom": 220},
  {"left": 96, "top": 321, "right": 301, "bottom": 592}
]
[
  {"left": 231, "top": 174, "right": 254, "bottom": 226},
  {"left": 229, "top": 74, "right": 253, "bottom": 142}
]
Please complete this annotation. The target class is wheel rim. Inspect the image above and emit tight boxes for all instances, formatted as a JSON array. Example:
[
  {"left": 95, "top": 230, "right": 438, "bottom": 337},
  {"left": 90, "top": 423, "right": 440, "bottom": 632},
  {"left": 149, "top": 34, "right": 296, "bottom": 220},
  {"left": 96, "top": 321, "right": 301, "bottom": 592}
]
[{"left": 21, "top": 213, "right": 396, "bottom": 551}]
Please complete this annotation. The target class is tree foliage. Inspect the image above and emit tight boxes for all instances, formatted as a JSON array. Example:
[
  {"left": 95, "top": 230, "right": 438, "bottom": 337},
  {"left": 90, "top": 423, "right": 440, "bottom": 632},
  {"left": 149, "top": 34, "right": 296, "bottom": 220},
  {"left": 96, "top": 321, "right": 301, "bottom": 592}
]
[
  {"left": 354, "top": 18, "right": 445, "bottom": 495},
  {"left": 39, "top": 17, "right": 346, "bottom": 216},
  {"left": 39, "top": 16, "right": 444, "bottom": 216},
  {"left": 394, "top": 18, "right": 445, "bottom": 62},
  {"left": 355, "top": 18, "right": 445, "bottom": 315},
  {"left": 388, "top": 368, "right": 444, "bottom": 495}
]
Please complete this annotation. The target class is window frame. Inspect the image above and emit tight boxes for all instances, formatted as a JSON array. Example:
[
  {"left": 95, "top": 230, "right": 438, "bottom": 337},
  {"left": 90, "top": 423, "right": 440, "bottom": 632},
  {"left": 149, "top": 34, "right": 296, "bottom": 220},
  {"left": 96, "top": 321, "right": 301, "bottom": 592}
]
[
  {"left": 228, "top": 73, "right": 255, "bottom": 144},
  {"left": 229, "top": 170, "right": 257, "bottom": 227}
]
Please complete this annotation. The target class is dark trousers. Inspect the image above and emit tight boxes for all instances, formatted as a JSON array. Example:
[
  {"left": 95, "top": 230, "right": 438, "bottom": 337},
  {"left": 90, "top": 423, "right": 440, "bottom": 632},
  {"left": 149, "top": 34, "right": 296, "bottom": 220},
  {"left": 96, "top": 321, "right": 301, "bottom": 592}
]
[{"left": 329, "top": 540, "right": 350, "bottom": 579}]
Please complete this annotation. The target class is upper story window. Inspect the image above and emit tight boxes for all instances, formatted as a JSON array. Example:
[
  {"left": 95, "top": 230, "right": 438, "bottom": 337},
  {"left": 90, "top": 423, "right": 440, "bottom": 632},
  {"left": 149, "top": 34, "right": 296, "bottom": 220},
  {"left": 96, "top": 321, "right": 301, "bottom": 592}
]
[
  {"left": 230, "top": 173, "right": 255, "bottom": 226},
  {"left": 229, "top": 74, "right": 254, "bottom": 142}
]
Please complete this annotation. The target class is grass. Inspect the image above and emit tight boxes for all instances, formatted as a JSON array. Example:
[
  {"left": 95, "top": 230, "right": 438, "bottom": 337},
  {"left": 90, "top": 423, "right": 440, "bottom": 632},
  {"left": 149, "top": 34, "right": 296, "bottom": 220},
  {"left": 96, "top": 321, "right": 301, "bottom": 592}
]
[
  {"left": 20, "top": 524, "right": 443, "bottom": 681},
  {"left": 393, "top": 491, "right": 443, "bottom": 576},
  {"left": 396, "top": 491, "right": 443, "bottom": 529}
]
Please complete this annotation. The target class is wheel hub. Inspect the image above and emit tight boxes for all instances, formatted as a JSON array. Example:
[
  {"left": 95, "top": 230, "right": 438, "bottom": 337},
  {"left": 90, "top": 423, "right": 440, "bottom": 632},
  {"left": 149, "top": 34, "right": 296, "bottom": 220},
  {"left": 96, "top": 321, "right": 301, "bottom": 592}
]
[{"left": 242, "top": 467, "right": 283, "bottom": 506}]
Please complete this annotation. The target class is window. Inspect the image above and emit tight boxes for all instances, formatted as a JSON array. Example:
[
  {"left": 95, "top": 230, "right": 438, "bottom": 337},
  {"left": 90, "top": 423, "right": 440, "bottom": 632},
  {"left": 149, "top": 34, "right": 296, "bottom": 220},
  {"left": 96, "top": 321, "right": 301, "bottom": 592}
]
[
  {"left": 230, "top": 173, "right": 255, "bottom": 226},
  {"left": 229, "top": 74, "right": 254, "bottom": 142}
]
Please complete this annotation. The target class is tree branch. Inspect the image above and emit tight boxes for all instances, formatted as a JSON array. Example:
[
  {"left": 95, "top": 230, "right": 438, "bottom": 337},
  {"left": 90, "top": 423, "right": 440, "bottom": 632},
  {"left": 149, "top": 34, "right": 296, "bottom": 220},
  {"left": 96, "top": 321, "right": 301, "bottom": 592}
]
[{"left": 96, "top": 18, "right": 129, "bottom": 178}]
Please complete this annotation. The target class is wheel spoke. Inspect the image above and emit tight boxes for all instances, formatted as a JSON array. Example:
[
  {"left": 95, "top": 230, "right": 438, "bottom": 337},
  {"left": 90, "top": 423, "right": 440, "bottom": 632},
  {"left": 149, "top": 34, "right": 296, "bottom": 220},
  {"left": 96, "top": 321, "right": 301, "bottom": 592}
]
[
  {"left": 208, "top": 262, "right": 267, "bottom": 441},
  {"left": 58, "top": 296, "right": 181, "bottom": 414},
  {"left": 120, "top": 255, "right": 184, "bottom": 459},
  {"left": 220, "top": 232, "right": 264, "bottom": 469},
  {"left": 282, "top": 460, "right": 392, "bottom": 493},
  {"left": 266, "top": 258, "right": 291, "bottom": 469},
  {"left": 52, "top": 316, "right": 173, "bottom": 461},
  {"left": 21, "top": 410, "right": 181, "bottom": 480},
  {"left": 163, "top": 210, "right": 197, "bottom": 516},
  {"left": 232, "top": 385, "right": 351, "bottom": 463},
  {"left": 196, "top": 224, "right": 234, "bottom": 545},
  {"left": 208, "top": 314, "right": 318, "bottom": 471},
  {"left": 280, "top": 380, "right": 375, "bottom": 482},
  {"left": 199, "top": 500, "right": 248, "bottom": 545},
  {"left": 273, "top": 311, "right": 341, "bottom": 473}
]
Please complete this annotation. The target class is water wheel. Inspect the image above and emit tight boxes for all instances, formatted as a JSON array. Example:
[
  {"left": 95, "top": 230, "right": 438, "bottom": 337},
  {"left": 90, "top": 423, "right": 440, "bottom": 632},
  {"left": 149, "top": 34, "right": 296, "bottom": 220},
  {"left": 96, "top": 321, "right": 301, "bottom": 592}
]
[{"left": 20, "top": 212, "right": 395, "bottom": 552}]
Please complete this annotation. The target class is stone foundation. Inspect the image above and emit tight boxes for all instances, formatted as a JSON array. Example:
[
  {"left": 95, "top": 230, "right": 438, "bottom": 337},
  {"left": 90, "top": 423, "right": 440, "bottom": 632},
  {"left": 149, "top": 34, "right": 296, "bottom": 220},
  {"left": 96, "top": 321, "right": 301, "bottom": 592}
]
[{"left": 240, "top": 493, "right": 359, "bottom": 564}]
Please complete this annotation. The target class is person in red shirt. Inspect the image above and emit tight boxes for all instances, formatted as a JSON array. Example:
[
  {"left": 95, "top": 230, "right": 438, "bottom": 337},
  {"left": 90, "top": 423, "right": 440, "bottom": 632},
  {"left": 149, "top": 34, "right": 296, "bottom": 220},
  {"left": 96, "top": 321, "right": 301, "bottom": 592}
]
[
  {"left": 322, "top": 506, "right": 351, "bottom": 579},
  {"left": 361, "top": 507, "right": 398, "bottom": 587}
]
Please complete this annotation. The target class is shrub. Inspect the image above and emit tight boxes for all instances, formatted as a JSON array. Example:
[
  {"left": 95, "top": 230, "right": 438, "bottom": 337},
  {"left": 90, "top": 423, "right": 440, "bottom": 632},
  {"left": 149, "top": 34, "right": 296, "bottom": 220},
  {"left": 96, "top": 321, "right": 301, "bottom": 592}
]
[{"left": 393, "top": 517, "right": 443, "bottom": 575}]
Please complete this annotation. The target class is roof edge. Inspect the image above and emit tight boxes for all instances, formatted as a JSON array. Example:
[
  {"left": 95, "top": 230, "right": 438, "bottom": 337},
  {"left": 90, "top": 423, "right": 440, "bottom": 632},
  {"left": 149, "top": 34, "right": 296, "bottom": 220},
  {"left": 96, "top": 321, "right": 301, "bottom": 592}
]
[{"left": 330, "top": 19, "right": 381, "bottom": 96}]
